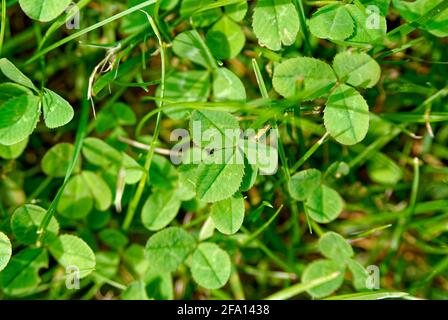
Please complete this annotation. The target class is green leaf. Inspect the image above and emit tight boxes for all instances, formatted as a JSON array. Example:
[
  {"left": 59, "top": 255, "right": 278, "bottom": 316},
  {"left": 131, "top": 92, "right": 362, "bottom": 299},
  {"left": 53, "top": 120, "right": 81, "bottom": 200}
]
[
  {"left": 305, "top": 185, "right": 344, "bottom": 223},
  {"left": 96, "top": 102, "right": 136, "bottom": 134},
  {"left": 42, "top": 143, "right": 80, "bottom": 178},
  {"left": 393, "top": 0, "right": 448, "bottom": 37},
  {"left": 0, "top": 58, "right": 37, "bottom": 90},
  {"left": 190, "top": 243, "right": 231, "bottom": 289},
  {"left": 142, "top": 189, "right": 182, "bottom": 231},
  {"left": 367, "top": 153, "right": 404, "bottom": 185},
  {"left": 206, "top": 15, "right": 246, "bottom": 59},
  {"left": 318, "top": 232, "right": 354, "bottom": 262},
  {"left": 42, "top": 89, "right": 74, "bottom": 129},
  {"left": 122, "top": 153, "right": 145, "bottom": 185},
  {"left": 122, "top": 281, "right": 149, "bottom": 300},
  {"left": 273, "top": 57, "right": 337, "bottom": 100},
  {"left": 82, "top": 137, "right": 123, "bottom": 168},
  {"left": 81, "top": 171, "right": 113, "bottom": 212},
  {"left": 99, "top": 229, "right": 129, "bottom": 251},
  {"left": 0, "top": 138, "right": 28, "bottom": 160},
  {"left": 324, "top": 84, "right": 370, "bottom": 145},
  {"left": 190, "top": 109, "right": 240, "bottom": 149},
  {"left": 240, "top": 158, "right": 258, "bottom": 192},
  {"left": 212, "top": 68, "right": 246, "bottom": 102},
  {"left": 49, "top": 235, "right": 96, "bottom": 278},
  {"left": 180, "top": 0, "right": 222, "bottom": 27},
  {"left": 0, "top": 95, "right": 40, "bottom": 146},
  {"left": 252, "top": 0, "right": 300, "bottom": 51},
  {"left": 0, "top": 248, "right": 48, "bottom": 296},
  {"left": 0, "top": 82, "right": 33, "bottom": 104},
  {"left": 195, "top": 148, "right": 245, "bottom": 203},
  {"left": 157, "top": 70, "right": 211, "bottom": 120},
  {"left": 333, "top": 51, "right": 381, "bottom": 89},
  {"left": 288, "top": 169, "right": 322, "bottom": 201},
  {"left": 309, "top": 4, "right": 354, "bottom": 41},
  {"left": 211, "top": 194, "right": 245, "bottom": 235},
  {"left": 145, "top": 227, "right": 196, "bottom": 273},
  {"left": 225, "top": 1, "right": 248, "bottom": 21},
  {"left": 57, "top": 175, "right": 94, "bottom": 219},
  {"left": 19, "top": 0, "right": 71, "bottom": 22},
  {"left": 0, "top": 232, "right": 12, "bottom": 272},
  {"left": 347, "top": 258, "right": 370, "bottom": 291},
  {"left": 301, "top": 259, "right": 345, "bottom": 298},
  {"left": 173, "top": 30, "right": 216, "bottom": 69},
  {"left": 345, "top": 4, "right": 387, "bottom": 44},
  {"left": 11, "top": 204, "right": 59, "bottom": 245}
]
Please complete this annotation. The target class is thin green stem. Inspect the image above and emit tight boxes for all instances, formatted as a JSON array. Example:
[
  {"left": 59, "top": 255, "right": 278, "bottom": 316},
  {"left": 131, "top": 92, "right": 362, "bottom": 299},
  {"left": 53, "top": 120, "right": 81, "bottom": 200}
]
[{"left": 123, "top": 13, "right": 166, "bottom": 231}]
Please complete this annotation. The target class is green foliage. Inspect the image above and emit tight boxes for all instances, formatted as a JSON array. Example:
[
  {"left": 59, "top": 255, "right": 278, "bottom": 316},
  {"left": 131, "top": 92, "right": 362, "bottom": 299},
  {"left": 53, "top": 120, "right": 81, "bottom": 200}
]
[
  {"left": 211, "top": 194, "right": 245, "bottom": 235},
  {"left": 253, "top": 0, "right": 300, "bottom": 51},
  {"left": 49, "top": 235, "right": 96, "bottom": 278},
  {"left": 19, "top": 0, "right": 72, "bottom": 22},
  {"left": 0, "top": 233, "right": 11, "bottom": 272},
  {"left": 191, "top": 243, "right": 231, "bottom": 289},
  {"left": 1, "top": 0, "right": 446, "bottom": 301},
  {"left": 324, "top": 84, "right": 370, "bottom": 145},
  {"left": 11, "top": 205, "right": 59, "bottom": 245},
  {"left": 145, "top": 227, "right": 196, "bottom": 273}
]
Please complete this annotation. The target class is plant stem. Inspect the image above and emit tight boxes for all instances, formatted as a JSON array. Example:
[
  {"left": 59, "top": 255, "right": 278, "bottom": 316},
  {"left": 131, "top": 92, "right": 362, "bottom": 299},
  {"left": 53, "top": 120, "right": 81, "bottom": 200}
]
[{"left": 122, "top": 14, "right": 165, "bottom": 231}]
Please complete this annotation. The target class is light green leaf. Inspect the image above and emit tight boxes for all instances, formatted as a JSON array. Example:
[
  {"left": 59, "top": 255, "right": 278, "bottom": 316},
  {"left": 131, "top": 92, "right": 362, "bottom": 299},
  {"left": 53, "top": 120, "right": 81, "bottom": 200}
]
[
  {"left": 191, "top": 243, "right": 231, "bottom": 289},
  {"left": 252, "top": 0, "right": 300, "bottom": 51},
  {"left": 180, "top": 0, "right": 222, "bottom": 27},
  {"left": 319, "top": 232, "right": 354, "bottom": 262},
  {"left": 301, "top": 259, "right": 345, "bottom": 298},
  {"left": 0, "top": 82, "right": 33, "bottom": 104},
  {"left": 157, "top": 70, "right": 211, "bottom": 120},
  {"left": 0, "top": 138, "right": 28, "bottom": 160},
  {"left": 145, "top": 227, "right": 196, "bottom": 273},
  {"left": 346, "top": 4, "right": 387, "bottom": 44},
  {"left": 42, "top": 143, "right": 80, "bottom": 178},
  {"left": 122, "top": 153, "right": 145, "bottom": 185},
  {"left": 309, "top": 4, "right": 354, "bottom": 41},
  {"left": 225, "top": 1, "right": 248, "bottom": 21},
  {"left": 57, "top": 175, "right": 93, "bottom": 219},
  {"left": 190, "top": 110, "right": 240, "bottom": 149},
  {"left": 273, "top": 57, "right": 337, "bottom": 100},
  {"left": 0, "top": 248, "right": 48, "bottom": 296},
  {"left": 82, "top": 137, "right": 123, "bottom": 168},
  {"left": 367, "top": 153, "right": 404, "bottom": 185},
  {"left": 195, "top": 148, "right": 245, "bottom": 203},
  {"left": 213, "top": 68, "right": 246, "bottom": 102},
  {"left": 42, "top": 89, "right": 74, "bottom": 129},
  {"left": 11, "top": 204, "right": 59, "bottom": 245},
  {"left": 206, "top": 15, "right": 246, "bottom": 59},
  {"left": 211, "top": 194, "right": 245, "bottom": 235},
  {"left": 305, "top": 185, "right": 344, "bottom": 223},
  {"left": 288, "top": 169, "right": 322, "bottom": 201},
  {"left": 0, "top": 232, "right": 12, "bottom": 272},
  {"left": 173, "top": 30, "right": 215, "bottom": 69},
  {"left": 324, "top": 84, "right": 370, "bottom": 145},
  {"left": 0, "top": 58, "right": 37, "bottom": 90},
  {"left": 49, "top": 235, "right": 96, "bottom": 278},
  {"left": 19, "top": 0, "right": 71, "bottom": 22},
  {"left": 96, "top": 102, "right": 136, "bottom": 134},
  {"left": 142, "top": 189, "right": 182, "bottom": 231},
  {"left": 240, "top": 159, "right": 258, "bottom": 192},
  {"left": 333, "top": 51, "right": 381, "bottom": 88},
  {"left": 0, "top": 95, "right": 40, "bottom": 146},
  {"left": 81, "top": 171, "right": 113, "bottom": 212},
  {"left": 347, "top": 258, "right": 370, "bottom": 291},
  {"left": 393, "top": 0, "right": 448, "bottom": 37},
  {"left": 122, "top": 281, "right": 150, "bottom": 300}
]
